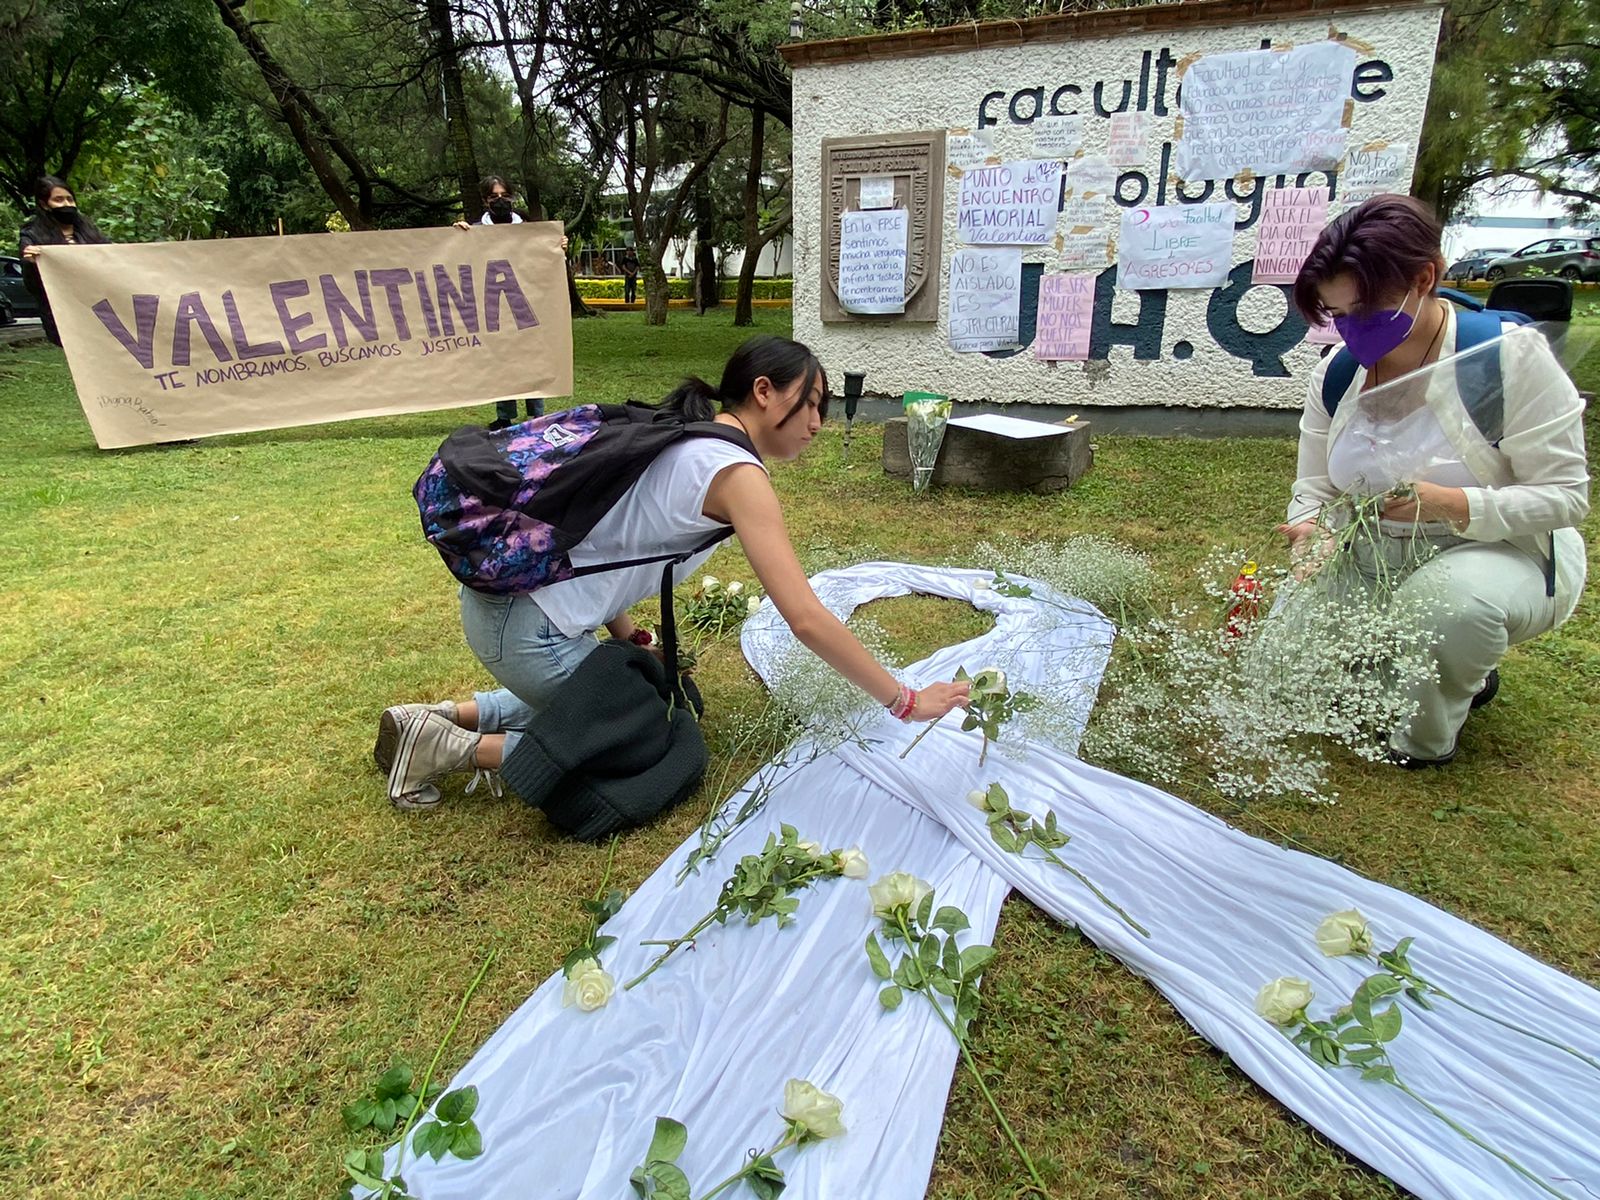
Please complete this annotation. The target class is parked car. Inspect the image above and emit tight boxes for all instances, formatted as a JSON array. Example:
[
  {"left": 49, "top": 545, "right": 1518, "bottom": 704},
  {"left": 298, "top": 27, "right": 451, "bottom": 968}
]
[
  {"left": 1484, "top": 237, "right": 1600, "bottom": 283},
  {"left": 0, "top": 289, "right": 13, "bottom": 326},
  {"left": 0, "top": 255, "right": 41, "bottom": 318},
  {"left": 1445, "top": 248, "right": 1514, "bottom": 282}
]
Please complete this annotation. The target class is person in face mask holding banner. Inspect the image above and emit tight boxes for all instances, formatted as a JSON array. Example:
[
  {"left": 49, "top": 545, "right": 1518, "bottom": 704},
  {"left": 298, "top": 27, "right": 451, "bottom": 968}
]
[
  {"left": 18, "top": 175, "right": 110, "bottom": 347},
  {"left": 454, "top": 174, "right": 548, "bottom": 429},
  {"left": 1280, "top": 194, "right": 1590, "bottom": 768}
]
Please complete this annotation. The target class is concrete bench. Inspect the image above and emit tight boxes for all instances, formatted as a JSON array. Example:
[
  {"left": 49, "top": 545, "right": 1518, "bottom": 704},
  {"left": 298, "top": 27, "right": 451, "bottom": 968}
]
[{"left": 881, "top": 415, "right": 1092, "bottom": 493}]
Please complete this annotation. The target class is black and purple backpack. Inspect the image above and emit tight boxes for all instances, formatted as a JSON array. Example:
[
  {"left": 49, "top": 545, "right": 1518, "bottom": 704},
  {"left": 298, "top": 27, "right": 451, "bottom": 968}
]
[{"left": 415, "top": 402, "right": 758, "bottom": 698}]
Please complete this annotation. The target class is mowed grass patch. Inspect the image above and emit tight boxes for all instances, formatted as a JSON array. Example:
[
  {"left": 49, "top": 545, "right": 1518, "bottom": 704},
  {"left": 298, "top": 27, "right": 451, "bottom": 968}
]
[{"left": 0, "top": 307, "right": 1594, "bottom": 1199}]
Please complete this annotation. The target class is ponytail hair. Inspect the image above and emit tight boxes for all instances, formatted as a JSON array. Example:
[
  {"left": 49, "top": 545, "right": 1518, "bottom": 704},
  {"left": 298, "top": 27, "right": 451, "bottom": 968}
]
[
  {"left": 660, "top": 376, "right": 721, "bottom": 422},
  {"left": 660, "top": 335, "right": 829, "bottom": 426}
]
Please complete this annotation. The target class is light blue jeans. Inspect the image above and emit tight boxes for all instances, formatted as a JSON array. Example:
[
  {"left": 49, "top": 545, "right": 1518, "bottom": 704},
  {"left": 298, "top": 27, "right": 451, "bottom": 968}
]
[{"left": 460, "top": 587, "right": 599, "bottom": 757}]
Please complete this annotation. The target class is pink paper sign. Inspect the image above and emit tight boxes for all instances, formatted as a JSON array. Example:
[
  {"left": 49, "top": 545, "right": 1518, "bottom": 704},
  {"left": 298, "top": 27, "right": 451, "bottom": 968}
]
[
  {"left": 1034, "top": 273, "right": 1095, "bottom": 361},
  {"left": 1305, "top": 313, "right": 1342, "bottom": 345},
  {"left": 1252, "top": 186, "right": 1330, "bottom": 285}
]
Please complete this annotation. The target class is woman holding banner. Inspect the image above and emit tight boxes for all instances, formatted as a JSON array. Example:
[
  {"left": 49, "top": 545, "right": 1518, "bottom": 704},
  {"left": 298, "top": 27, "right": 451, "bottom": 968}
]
[
  {"left": 454, "top": 174, "right": 550, "bottom": 429},
  {"left": 376, "top": 334, "right": 970, "bottom": 810},
  {"left": 18, "top": 175, "right": 110, "bottom": 346},
  {"left": 1281, "top": 195, "right": 1589, "bottom": 768}
]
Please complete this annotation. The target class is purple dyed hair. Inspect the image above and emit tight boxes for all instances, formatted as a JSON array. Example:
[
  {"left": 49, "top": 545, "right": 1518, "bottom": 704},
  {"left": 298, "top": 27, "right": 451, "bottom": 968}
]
[{"left": 1292, "top": 194, "right": 1444, "bottom": 322}]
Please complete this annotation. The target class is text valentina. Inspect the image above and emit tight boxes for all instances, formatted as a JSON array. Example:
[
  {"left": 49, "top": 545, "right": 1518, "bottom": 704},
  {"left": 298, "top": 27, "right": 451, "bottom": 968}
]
[{"left": 91, "top": 259, "right": 540, "bottom": 371}]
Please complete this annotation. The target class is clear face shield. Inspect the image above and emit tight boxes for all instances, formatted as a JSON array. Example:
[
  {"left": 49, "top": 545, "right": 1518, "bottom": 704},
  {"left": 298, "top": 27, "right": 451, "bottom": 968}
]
[{"left": 1335, "top": 320, "right": 1595, "bottom": 498}]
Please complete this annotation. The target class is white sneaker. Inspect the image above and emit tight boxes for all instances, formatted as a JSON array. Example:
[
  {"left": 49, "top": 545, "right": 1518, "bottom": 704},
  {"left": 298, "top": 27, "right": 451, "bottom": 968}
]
[
  {"left": 392, "top": 783, "right": 444, "bottom": 812},
  {"left": 374, "top": 701, "right": 459, "bottom": 774},
  {"left": 386, "top": 710, "right": 481, "bottom": 802}
]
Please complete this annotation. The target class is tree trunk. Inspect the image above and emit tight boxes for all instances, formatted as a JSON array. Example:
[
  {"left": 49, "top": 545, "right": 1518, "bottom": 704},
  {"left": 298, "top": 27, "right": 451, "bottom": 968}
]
[
  {"left": 643, "top": 260, "right": 670, "bottom": 326},
  {"left": 212, "top": 0, "right": 373, "bottom": 229},
  {"left": 426, "top": 0, "right": 482, "bottom": 221},
  {"left": 567, "top": 258, "right": 596, "bottom": 318},
  {"left": 734, "top": 107, "right": 766, "bottom": 326},
  {"left": 692, "top": 165, "right": 719, "bottom": 313}
]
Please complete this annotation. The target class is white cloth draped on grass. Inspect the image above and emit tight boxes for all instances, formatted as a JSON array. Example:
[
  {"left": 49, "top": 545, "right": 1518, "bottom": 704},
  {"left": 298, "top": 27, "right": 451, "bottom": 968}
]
[{"left": 384, "top": 562, "right": 1600, "bottom": 1200}]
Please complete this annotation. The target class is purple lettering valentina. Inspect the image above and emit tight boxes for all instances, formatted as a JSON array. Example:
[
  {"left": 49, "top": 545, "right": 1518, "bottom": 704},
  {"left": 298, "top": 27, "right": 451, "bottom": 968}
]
[
  {"left": 92, "top": 295, "right": 161, "bottom": 369},
  {"left": 482, "top": 259, "right": 539, "bottom": 333},
  {"left": 270, "top": 279, "right": 327, "bottom": 354}
]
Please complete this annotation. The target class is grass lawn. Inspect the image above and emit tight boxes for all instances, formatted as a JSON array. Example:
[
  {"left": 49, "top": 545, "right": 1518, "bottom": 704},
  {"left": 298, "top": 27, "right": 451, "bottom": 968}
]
[{"left": 1, "top": 305, "right": 1596, "bottom": 1200}]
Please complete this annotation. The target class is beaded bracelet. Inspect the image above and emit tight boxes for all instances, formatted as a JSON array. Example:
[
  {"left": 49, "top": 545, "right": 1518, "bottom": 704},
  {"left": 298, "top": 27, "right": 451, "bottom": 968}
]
[{"left": 888, "top": 684, "right": 918, "bottom": 721}]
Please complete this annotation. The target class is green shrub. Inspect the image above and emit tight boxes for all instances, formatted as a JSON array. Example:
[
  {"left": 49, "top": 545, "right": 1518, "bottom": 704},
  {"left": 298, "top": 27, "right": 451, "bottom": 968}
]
[{"left": 574, "top": 277, "right": 793, "bottom": 301}]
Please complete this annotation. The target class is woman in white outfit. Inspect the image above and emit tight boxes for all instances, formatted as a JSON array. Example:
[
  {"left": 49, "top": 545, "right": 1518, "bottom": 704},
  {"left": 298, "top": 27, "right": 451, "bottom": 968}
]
[{"left": 1282, "top": 195, "right": 1589, "bottom": 767}]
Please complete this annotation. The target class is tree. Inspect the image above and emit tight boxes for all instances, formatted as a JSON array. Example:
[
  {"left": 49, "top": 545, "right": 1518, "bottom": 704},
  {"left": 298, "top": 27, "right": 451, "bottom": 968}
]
[
  {"left": 1413, "top": 0, "right": 1599, "bottom": 223},
  {"left": 0, "top": 0, "right": 228, "bottom": 206},
  {"left": 732, "top": 107, "right": 791, "bottom": 326}
]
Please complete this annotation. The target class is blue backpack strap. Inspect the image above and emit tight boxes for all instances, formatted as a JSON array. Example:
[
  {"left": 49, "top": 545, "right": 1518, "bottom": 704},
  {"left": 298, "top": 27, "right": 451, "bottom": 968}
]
[
  {"left": 1320, "top": 347, "right": 1359, "bottom": 418},
  {"left": 1453, "top": 307, "right": 1509, "bottom": 445}
]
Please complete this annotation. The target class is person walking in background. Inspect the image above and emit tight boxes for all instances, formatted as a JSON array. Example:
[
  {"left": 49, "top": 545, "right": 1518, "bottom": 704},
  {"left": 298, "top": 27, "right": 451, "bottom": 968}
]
[
  {"left": 621, "top": 247, "right": 640, "bottom": 305},
  {"left": 455, "top": 174, "right": 547, "bottom": 429},
  {"left": 18, "top": 175, "right": 110, "bottom": 347}
]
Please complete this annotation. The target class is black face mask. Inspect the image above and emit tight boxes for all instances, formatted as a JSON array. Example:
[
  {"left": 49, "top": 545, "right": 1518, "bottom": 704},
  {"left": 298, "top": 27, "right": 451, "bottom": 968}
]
[
  {"left": 487, "top": 197, "right": 514, "bottom": 223},
  {"left": 49, "top": 205, "right": 78, "bottom": 224}
]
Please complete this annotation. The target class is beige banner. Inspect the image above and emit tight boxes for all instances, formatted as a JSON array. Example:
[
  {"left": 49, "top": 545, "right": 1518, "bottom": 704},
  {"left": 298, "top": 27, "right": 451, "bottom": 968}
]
[{"left": 37, "top": 222, "right": 573, "bottom": 448}]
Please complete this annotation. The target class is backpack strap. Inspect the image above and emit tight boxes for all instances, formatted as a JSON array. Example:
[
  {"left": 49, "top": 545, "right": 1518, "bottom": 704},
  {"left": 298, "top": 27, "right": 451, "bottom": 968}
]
[{"left": 1320, "top": 348, "right": 1360, "bottom": 419}]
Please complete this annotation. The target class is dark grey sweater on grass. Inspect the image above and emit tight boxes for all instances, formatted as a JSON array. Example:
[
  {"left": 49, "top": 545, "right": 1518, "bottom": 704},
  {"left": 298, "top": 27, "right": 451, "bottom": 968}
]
[{"left": 498, "top": 641, "right": 708, "bottom": 841}]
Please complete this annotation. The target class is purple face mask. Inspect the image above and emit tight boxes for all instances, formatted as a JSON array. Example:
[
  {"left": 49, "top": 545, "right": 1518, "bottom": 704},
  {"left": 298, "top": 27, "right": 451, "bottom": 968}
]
[{"left": 1331, "top": 290, "right": 1419, "bottom": 368}]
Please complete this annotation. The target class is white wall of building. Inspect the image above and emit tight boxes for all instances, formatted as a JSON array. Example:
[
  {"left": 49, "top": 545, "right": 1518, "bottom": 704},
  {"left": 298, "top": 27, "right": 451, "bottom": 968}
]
[{"left": 787, "top": 4, "right": 1444, "bottom": 410}]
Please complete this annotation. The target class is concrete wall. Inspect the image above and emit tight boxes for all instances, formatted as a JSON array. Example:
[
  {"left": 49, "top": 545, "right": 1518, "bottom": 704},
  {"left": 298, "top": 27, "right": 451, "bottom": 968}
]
[{"left": 788, "top": 3, "right": 1443, "bottom": 412}]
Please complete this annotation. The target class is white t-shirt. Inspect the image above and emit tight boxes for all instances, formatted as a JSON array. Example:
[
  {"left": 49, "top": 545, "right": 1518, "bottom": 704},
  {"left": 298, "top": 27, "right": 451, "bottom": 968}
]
[
  {"left": 478, "top": 211, "right": 523, "bottom": 225},
  {"left": 533, "top": 437, "right": 763, "bottom": 637}
]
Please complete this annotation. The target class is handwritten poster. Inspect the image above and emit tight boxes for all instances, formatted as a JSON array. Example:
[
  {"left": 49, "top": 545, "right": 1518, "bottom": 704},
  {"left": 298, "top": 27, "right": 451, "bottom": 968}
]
[
  {"left": 1339, "top": 141, "right": 1412, "bottom": 204},
  {"left": 838, "top": 209, "right": 909, "bottom": 314},
  {"left": 38, "top": 222, "right": 573, "bottom": 449},
  {"left": 1059, "top": 195, "right": 1113, "bottom": 268},
  {"left": 857, "top": 177, "right": 896, "bottom": 210},
  {"left": 949, "top": 247, "right": 1023, "bottom": 352},
  {"left": 1174, "top": 42, "right": 1358, "bottom": 182},
  {"left": 1118, "top": 203, "right": 1236, "bottom": 290},
  {"left": 1108, "top": 112, "right": 1148, "bottom": 167},
  {"left": 958, "top": 159, "right": 1063, "bottom": 245},
  {"left": 1252, "top": 187, "right": 1330, "bottom": 284},
  {"left": 946, "top": 129, "right": 997, "bottom": 173},
  {"left": 1067, "top": 153, "right": 1115, "bottom": 198},
  {"left": 1032, "top": 114, "right": 1085, "bottom": 160},
  {"left": 1033, "top": 274, "right": 1095, "bottom": 361}
]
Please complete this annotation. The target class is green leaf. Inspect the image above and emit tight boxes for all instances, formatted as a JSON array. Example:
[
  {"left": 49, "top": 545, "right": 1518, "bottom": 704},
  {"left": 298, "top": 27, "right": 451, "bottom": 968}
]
[
  {"left": 915, "top": 891, "right": 935, "bottom": 930},
  {"left": 450, "top": 1122, "right": 483, "bottom": 1161},
  {"left": 411, "top": 1120, "right": 444, "bottom": 1162},
  {"left": 750, "top": 1169, "right": 787, "bottom": 1200},
  {"left": 918, "top": 932, "right": 941, "bottom": 976},
  {"left": 649, "top": 1164, "right": 694, "bottom": 1200},
  {"left": 375, "top": 1064, "right": 413, "bottom": 1100},
  {"left": 991, "top": 825, "right": 1020, "bottom": 854},
  {"left": 1361, "top": 1065, "right": 1398, "bottom": 1085},
  {"left": 928, "top": 971, "right": 957, "bottom": 997},
  {"left": 646, "top": 1117, "right": 688, "bottom": 1165},
  {"left": 436, "top": 1086, "right": 478, "bottom": 1125},
  {"left": 958, "top": 944, "right": 997, "bottom": 982},
  {"left": 1344, "top": 1047, "right": 1385, "bottom": 1065},
  {"left": 591, "top": 935, "right": 617, "bottom": 957},
  {"left": 375, "top": 1097, "right": 399, "bottom": 1133},
  {"left": 956, "top": 986, "right": 980, "bottom": 1026},
  {"left": 942, "top": 935, "right": 962, "bottom": 983},
  {"left": 932, "top": 906, "right": 970, "bottom": 934},
  {"left": 879, "top": 984, "right": 904, "bottom": 1011},
  {"left": 342, "top": 1099, "right": 378, "bottom": 1131},
  {"left": 780, "top": 823, "right": 798, "bottom": 842},
  {"left": 1368, "top": 1004, "right": 1403, "bottom": 1043},
  {"left": 865, "top": 932, "right": 891, "bottom": 980}
]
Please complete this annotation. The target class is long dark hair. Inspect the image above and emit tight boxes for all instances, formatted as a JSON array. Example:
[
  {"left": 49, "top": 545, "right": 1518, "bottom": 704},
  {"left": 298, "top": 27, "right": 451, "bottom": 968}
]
[
  {"left": 661, "top": 335, "right": 829, "bottom": 426},
  {"left": 1293, "top": 194, "right": 1443, "bottom": 321},
  {"left": 28, "top": 174, "right": 108, "bottom": 244}
]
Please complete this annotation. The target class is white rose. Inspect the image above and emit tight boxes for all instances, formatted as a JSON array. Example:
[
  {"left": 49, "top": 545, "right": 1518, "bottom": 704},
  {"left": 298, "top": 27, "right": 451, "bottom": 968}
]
[
  {"left": 868, "top": 872, "right": 933, "bottom": 920},
  {"left": 974, "top": 578, "right": 992, "bottom": 591},
  {"left": 746, "top": 596, "right": 761, "bottom": 615},
  {"left": 797, "top": 839, "right": 824, "bottom": 858},
  {"left": 700, "top": 575, "right": 721, "bottom": 594},
  {"left": 1254, "top": 977, "right": 1314, "bottom": 1026},
  {"left": 726, "top": 580, "right": 743, "bottom": 596},
  {"left": 562, "top": 958, "right": 616, "bottom": 1012},
  {"left": 1315, "top": 910, "right": 1373, "bottom": 958},
  {"left": 966, "top": 788, "right": 989, "bottom": 810},
  {"left": 970, "top": 666, "right": 1007, "bottom": 696},
  {"left": 781, "top": 1079, "right": 846, "bottom": 1141},
  {"left": 836, "top": 847, "right": 869, "bottom": 879}
]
